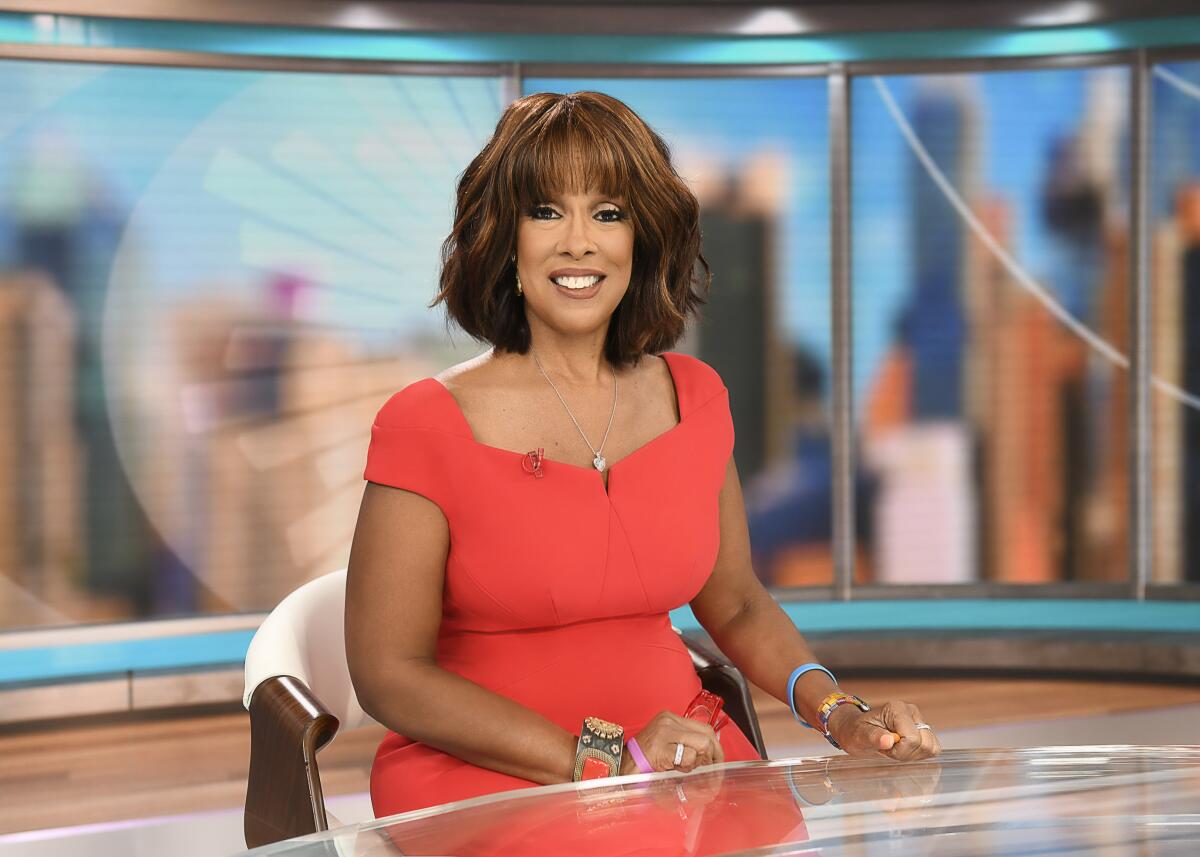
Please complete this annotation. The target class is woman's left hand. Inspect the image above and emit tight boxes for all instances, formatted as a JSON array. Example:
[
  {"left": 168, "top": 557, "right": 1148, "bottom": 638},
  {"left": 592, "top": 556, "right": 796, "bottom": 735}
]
[{"left": 826, "top": 700, "right": 941, "bottom": 761}]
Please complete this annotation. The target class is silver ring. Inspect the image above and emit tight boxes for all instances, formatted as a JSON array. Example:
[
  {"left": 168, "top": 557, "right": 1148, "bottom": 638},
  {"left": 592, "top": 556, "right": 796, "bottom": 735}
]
[
  {"left": 916, "top": 722, "right": 933, "bottom": 731},
  {"left": 673, "top": 742, "right": 685, "bottom": 766}
]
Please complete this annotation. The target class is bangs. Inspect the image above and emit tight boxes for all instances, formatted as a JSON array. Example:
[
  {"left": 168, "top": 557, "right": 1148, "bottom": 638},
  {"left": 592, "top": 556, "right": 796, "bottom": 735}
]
[{"left": 509, "top": 105, "right": 631, "bottom": 208}]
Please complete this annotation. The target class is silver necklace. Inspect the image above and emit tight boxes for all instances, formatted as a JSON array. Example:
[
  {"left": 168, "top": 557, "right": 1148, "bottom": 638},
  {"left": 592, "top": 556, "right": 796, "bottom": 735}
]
[{"left": 530, "top": 349, "right": 617, "bottom": 472}]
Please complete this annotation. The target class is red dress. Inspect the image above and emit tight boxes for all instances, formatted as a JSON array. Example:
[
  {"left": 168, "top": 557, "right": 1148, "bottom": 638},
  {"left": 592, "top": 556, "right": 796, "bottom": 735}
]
[{"left": 363, "top": 350, "right": 761, "bottom": 818}]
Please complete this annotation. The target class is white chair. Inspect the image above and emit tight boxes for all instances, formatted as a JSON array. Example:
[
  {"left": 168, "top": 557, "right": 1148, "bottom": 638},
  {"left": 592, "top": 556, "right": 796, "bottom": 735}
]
[{"left": 242, "top": 568, "right": 376, "bottom": 848}]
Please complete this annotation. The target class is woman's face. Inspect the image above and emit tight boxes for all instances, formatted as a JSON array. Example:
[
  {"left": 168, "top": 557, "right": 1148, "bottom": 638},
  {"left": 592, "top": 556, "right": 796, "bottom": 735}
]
[{"left": 515, "top": 188, "right": 633, "bottom": 338}]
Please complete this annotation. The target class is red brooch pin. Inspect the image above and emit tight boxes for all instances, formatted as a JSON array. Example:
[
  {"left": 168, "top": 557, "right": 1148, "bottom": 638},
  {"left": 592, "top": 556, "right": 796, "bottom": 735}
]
[{"left": 522, "top": 447, "right": 545, "bottom": 478}]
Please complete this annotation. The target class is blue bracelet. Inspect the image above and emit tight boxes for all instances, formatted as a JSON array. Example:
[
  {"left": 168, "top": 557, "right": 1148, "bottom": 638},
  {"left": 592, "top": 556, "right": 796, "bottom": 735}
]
[{"left": 787, "top": 663, "right": 837, "bottom": 728}]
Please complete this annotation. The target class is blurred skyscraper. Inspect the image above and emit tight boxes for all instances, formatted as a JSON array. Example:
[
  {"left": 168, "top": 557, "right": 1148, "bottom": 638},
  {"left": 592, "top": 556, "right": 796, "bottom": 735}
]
[
  {"left": 864, "top": 79, "right": 977, "bottom": 584},
  {"left": 0, "top": 274, "right": 81, "bottom": 626},
  {"left": 698, "top": 168, "right": 771, "bottom": 482},
  {"left": 1151, "top": 64, "right": 1200, "bottom": 585},
  {"left": 1178, "top": 188, "right": 1200, "bottom": 583}
]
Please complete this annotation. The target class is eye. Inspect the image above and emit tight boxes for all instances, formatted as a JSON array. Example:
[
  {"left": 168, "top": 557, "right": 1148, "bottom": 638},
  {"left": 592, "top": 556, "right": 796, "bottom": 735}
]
[
  {"left": 529, "top": 204, "right": 559, "bottom": 220},
  {"left": 595, "top": 207, "right": 626, "bottom": 223}
]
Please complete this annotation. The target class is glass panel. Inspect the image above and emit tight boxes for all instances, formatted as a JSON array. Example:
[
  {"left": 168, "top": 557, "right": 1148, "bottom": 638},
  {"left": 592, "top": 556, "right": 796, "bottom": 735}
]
[
  {"left": 0, "top": 60, "right": 504, "bottom": 628},
  {"left": 853, "top": 67, "right": 1131, "bottom": 584},
  {"left": 242, "top": 748, "right": 1200, "bottom": 856},
  {"left": 524, "top": 77, "right": 832, "bottom": 586},
  {"left": 1150, "top": 60, "right": 1200, "bottom": 585}
]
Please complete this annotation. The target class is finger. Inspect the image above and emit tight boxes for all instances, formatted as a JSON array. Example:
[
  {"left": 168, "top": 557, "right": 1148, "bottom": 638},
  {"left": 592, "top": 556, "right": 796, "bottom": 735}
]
[
  {"left": 660, "top": 740, "right": 685, "bottom": 771},
  {"left": 893, "top": 731, "right": 923, "bottom": 762},
  {"left": 883, "top": 704, "right": 923, "bottom": 760},
  {"left": 667, "top": 734, "right": 710, "bottom": 770},
  {"left": 856, "top": 722, "right": 897, "bottom": 755},
  {"left": 903, "top": 719, "right": 933, "bottom": 759},
  {"left": 888, "top": 702, "right": 922, "bottom": 744},
  {"left": 671, "top": 717, "right": 722, "bottom": 766},
  {"left": 843, "top": 727, "right": 893, "bottom": 758},
  {"left": 675, "top": 743, "right": 700, "bottom": 772},
  {"left": 899, "top": 729, "right": 939, "bottom": 761},
  {"left": 670, "top": 713, "right": 722, "bottom": 743},
  {"left": 908, "top": 705, "right": 942, "bottom": 759},
  {"left": 694, "top": 730, "right": 722, "bottom": 767},
  {"left": 893, "top": 706, "right": 941, "bottom": 761},
  {"left": 916, "top": 724, "right": 941, "bottom": 760},
  {"left": 693, "top": 735, "right": 720, "bottom": 769},
  {"left": 655, "top": 741, "right": 677, "bottom": 771}
]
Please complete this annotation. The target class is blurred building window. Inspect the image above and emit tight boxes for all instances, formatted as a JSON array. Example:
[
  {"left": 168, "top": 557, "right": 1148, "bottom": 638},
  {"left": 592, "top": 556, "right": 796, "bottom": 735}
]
[
  {"left": 0, "top": 60, "right": 504, "bottom": 629},
  {"left": 1150, "top": 60, "right": 1200, "bottom": 585},
  {"left": 852, "top": 66, "right": 1131, "bottom": 585}
]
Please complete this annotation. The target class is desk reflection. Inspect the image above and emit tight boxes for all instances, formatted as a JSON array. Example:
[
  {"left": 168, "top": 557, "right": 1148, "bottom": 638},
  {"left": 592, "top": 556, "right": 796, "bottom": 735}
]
[{"left": 242, "top": 747, "right": 1200, "bottom": 856}]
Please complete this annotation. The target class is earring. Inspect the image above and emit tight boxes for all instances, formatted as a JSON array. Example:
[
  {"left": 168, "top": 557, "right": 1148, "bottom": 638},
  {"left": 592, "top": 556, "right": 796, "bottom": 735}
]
[{"left": 513, "top": 255, "right": 522, "bottom": 296}]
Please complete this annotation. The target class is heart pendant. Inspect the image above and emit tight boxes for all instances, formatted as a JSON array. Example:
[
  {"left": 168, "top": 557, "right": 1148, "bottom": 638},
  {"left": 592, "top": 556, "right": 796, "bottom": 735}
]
[{"left": 593, "top": 454, "right": 606, "bottom": 472}]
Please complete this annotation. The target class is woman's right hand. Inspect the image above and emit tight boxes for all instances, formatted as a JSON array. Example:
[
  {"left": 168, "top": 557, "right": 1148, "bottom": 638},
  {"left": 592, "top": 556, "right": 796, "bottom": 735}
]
[{"left": 625, "top": 710, "right": 724, "bottom": 774}]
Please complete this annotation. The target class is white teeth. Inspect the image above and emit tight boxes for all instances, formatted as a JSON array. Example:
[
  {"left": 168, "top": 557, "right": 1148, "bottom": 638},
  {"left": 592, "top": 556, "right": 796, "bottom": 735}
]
[{"left": 552, "top": 275, "right": 602, "bottom": 290}]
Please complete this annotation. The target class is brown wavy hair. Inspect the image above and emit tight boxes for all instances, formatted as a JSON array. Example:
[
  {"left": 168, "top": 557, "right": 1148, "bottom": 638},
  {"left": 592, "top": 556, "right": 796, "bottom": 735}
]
[{"left": 432, "top": 90, "right": 711, "bottom": 368}]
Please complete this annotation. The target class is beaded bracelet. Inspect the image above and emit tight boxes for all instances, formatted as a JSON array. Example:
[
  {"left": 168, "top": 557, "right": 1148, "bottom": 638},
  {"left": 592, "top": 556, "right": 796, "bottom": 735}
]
[{"left": 815, "top": 691, "right": 871, "bottom": 750}]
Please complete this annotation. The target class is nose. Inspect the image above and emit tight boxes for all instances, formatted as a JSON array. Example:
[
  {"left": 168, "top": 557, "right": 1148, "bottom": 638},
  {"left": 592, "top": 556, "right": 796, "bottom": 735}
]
[{"left": 557, "top": 211, "right": 597, "bottom": 258}]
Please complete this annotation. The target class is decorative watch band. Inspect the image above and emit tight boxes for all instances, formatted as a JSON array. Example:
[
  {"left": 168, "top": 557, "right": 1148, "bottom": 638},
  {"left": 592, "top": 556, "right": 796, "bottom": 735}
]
[
  {"left": 573, "top": 715, "right": 624, "bottom": 781},
  {"left": 815, "top": 692, "right": 870, "bottom": 750}
]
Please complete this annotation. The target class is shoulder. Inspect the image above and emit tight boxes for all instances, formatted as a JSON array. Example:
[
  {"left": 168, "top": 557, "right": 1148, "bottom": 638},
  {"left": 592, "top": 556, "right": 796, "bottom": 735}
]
[
  {"left": 372, "top": 377, "right": 449, "bottom": 432},
  {"left": 432, "top": 349, "right": 504, "bottom": 399},
  {"left": 660, "top": 351, "right": 728, "bottom": 400},
  {"left": 374, "top": 350, "right": 496, "bottom": 432}
]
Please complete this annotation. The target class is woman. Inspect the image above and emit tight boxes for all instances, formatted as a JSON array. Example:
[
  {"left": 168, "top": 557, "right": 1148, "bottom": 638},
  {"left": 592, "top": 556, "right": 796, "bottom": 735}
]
[{"left": 346, "top": 91, "right": 940, "bottom": 820}]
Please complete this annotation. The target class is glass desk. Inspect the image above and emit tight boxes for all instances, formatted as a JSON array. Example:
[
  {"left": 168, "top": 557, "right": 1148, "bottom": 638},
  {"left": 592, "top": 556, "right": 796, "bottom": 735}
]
[{"left": 240, "top": 746, "right": 1200, "bottom": 856}]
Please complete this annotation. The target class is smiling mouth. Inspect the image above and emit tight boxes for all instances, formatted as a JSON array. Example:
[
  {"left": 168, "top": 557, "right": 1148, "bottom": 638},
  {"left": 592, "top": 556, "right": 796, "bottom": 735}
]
[{"left": 551, "top": 275, "right": 605, "bottom": 290}]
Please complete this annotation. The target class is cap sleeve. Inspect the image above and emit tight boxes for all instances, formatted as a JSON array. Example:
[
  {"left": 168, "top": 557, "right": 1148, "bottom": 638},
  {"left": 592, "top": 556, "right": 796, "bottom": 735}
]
[
  {"left": 665, "top": 351, "right": 734, "bottom": 463},
  {"left": 712, "top": 385, "right": 735, "bottom": 463},
  {"left": 363, "top": 381, "right": 460, "bottom": 519}
]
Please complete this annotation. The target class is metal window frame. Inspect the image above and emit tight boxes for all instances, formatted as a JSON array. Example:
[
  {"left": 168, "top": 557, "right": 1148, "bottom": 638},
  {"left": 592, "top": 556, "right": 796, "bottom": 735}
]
[
  {"left": 1145, "top": 46, "right": 1200, "bottom": 64},
  {"left": 848, "top": 50, "right": 1136, "bottom": 77},
  {"left": 0, "top": 43, "right": 511, "bottom": 76},
  {"left": 829, "top": 63, "right": 855, "bottom": 602},
  {"left": 521, "top": 63, "right": 832, "bottom": 79},
  {"left": 0, "top": 39, "right": 1196, "bottom": 651},
  {"left": 1130, "top": 48, "right": 1152, "bottom": 600}
]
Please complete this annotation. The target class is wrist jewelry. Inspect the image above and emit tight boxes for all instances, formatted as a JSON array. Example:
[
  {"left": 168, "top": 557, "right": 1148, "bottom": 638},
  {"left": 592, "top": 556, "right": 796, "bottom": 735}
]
[
  {"left": 787, "top": 663, "right": 838, "bottom": 728},
  {"left": 573, "top": 716, "right": 624, "bottom": 781},
  {"left": 815, "top": 691, "right": 870, "bottom": 750},
  {"left": 625, "top": 736, "right": 654, "bottom": 774}
]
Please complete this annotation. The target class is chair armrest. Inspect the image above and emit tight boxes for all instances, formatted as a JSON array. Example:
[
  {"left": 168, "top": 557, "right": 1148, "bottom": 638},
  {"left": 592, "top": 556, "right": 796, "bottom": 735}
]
[
  {"left": 244, "top": 675, "right": 341, "bottom": 849},
  {"left": 680, "top": 634, "right": 768, "bottom": 760}
]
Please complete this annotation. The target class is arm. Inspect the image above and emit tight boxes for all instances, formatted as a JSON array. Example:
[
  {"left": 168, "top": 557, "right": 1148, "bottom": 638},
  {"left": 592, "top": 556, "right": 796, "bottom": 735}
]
[
  {"left": 688, "top": 456, "right": 940, "bottom": 760},
  {"left": 345, "top": 482, "right": 581, "bottom": 784}
]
